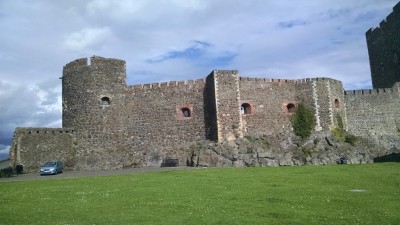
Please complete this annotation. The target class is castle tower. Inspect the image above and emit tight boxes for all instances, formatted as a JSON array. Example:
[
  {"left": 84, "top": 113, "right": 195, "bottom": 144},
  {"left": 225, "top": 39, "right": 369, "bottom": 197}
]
[
  {"left": 366, "top": 2, "right": 400, "bottom": 88},
  {"left": 61, "top": 56, "right": 126, "bottom": 131},
  {"left": 209, "top": 70, "right": 243, "bottom": 142},
  {"left": 310, "top": 78, "right": 347, "bottom": 131}
]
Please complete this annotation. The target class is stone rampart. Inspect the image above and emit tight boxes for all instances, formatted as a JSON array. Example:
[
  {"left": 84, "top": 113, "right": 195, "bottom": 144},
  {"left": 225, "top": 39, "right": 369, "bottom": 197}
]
[
  {"left": 9, "top": 56, "right": 400, "bottom": 171},
  {"left": 238, "top": 76, "right": 346, "bottom": 136},
  {"left": 345, "top": 82, "right": 400, "bottom": 149},
  {"left": 9, "top": 128, "right": 75, "bottom": 172}
]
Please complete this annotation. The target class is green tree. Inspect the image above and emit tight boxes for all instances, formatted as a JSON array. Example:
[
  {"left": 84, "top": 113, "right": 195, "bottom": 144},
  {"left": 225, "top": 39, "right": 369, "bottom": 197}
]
[{"left": 291, "top": 103, "right": 316, "bottom": 139}]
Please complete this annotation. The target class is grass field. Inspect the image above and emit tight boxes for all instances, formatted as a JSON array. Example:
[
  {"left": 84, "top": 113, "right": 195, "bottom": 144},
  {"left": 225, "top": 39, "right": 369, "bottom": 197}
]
[{"left": 0, "top": 163, "right": 399, "bottom": 225}]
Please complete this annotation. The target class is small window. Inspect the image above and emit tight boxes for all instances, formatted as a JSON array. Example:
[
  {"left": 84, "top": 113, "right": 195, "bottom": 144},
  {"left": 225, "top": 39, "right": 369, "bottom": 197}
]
[
  {"left": 241, "top": 103, "right": 252, "bottom": 115},
  {"left": 176, "top": 104, "right": 193, "bottom": 120},
  {"left": 334, "top": 99, "right": 340, "bottom": 108},
  {"left": 287, "top": 103, "right": 296, "bottom": 113},
  {"left": 181, "top": 108, "right": 191, "bottom": 117},
  {"left": 101, "top": 97, "right": 111, "bottom": 106}
]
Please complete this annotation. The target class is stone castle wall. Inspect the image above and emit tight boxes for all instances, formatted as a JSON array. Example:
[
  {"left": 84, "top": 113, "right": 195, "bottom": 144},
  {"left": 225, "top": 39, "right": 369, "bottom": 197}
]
[
  {"left": 345, "top": 83, "right": 400, "bottom": 149},
  {"left": 9, "top": 128, "right": 75, "bottom": 171},
  {"left": 238, "top": 77, "right": 347, "bottom": 136},
  {"left": 9, "top": 56, "right": 400, "bottom": 171},
  {"left": 367, "top": 2, "right": 400, "bottom": 88}
]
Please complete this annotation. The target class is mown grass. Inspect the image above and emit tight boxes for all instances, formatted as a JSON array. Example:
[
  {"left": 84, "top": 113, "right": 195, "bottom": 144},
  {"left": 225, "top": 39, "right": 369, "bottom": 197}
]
[{"left": 0, "top": 163, "right": 399, "bottom": 225}]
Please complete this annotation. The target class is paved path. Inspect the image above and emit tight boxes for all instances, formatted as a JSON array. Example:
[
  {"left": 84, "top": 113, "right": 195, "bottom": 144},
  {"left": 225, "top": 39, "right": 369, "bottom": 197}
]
[{"left": 0, "top": 166, "right": 196, "bottom": 182}]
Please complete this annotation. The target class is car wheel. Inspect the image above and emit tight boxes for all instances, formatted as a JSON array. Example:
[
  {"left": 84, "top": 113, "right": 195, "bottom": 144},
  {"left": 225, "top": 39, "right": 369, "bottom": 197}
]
[{"left": 61, "top": 169, "right": 64, "bottom": 173}]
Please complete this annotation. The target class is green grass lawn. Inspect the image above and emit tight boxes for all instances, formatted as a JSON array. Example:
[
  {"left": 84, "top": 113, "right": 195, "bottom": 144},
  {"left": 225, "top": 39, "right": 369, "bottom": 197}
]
[{"left": 0, "top": 163, "right": 399, "bottom": 225}]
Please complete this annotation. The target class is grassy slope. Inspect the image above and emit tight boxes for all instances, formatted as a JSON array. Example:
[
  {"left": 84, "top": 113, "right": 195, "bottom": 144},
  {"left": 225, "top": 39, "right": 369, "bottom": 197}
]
[{"left": 0, "top": 163, "right": 399, "bottom": 225}]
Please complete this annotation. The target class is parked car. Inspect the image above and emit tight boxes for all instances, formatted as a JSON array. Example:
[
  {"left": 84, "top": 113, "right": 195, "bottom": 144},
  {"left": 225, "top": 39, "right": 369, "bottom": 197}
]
[{"left": 40, "top": 160, "right": 64, "bottom": 175}]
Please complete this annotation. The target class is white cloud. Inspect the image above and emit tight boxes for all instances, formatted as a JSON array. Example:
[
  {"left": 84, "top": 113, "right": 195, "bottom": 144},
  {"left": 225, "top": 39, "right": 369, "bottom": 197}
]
[
  {"left": 0, "top": 145, "right": 10, "bottom": 161},
  {"left": 63, "top": 27, "right": 113, "bottom": 52},
  {"left": 86, "top": 0, "right": 145, "bottom": 20}
]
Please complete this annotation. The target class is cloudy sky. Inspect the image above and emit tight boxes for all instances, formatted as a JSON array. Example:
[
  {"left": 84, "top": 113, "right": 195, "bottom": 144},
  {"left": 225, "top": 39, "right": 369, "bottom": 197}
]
[{"left": 0, "top": 0, "right": 398, "bottom": 160}]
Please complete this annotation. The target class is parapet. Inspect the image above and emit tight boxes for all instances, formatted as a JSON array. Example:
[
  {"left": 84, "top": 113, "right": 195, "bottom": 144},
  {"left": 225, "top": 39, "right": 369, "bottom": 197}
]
[
  {"left": 239, "top": 76, "right": 342, "bottom": 85},
  {"left": 366, "top": 2, "right": 399, "bottom": 38},
  {"left": 126, "top": 78, "right": 206, "bottom": 93},
  {"left": 344, "top": 88, "right": 394, "bottom": 96},
  {"left": 394, "top": 1, "right": 400, "bottom": 12},
  {"left": 15, "top": 127, "right": 75, "bottom": 135},
  {"left": 63, "top": 56, "right": 125, "bottom": 74}
]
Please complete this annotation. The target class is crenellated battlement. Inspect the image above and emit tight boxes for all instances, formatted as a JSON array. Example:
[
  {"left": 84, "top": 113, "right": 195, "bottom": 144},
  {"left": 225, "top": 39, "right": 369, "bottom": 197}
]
[
  {"left": 126, "top": 78, "right": 206, "bottom": 91},
  {"left": 344, "top": 88, "right": 395, "bottom": 96},
  {"left": 15, "top": 127, "right": 75, "bottom": 135},
  {"left": 367, "top": 2, "right": 399, "bottom": 38},
  {"left": 367, "top": 1, "right": 400, "bottom": 89},
  {"left": 239, "top": 76, "right": 342, "bottom": 85},
  {"left": 63, "top": 56, "right": 125, "bottom": 75}
]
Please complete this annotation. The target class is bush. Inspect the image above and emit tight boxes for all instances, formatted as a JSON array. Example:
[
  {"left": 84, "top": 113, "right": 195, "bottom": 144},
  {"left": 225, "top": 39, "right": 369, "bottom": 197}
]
[
  {"left": 331, "top": 114, "right": 357, "bottom": 146},
  {"left": 0, "top": 167, "right": 13, "bottom": 178},
  {"left": 337, "top": 114, "right": 344, "bottom": 130},
  {"left": 291, "top": 103, "right": 315, "bottom": 139},
  {"left": 345, "top": 134, "right": 357, "bottom": 146},
  {"left": 331, "top": 127, "right": 345, "bottom": 142}
]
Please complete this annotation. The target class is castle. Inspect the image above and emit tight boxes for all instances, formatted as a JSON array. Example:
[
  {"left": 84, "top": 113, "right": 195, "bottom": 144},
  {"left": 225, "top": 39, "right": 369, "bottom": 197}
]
[{"left": 9, "top": 2, "right": 400, "bottom": 171}]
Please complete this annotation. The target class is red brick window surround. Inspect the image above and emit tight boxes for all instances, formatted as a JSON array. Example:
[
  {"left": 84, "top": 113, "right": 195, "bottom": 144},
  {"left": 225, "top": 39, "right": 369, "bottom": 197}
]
[
  {"left": 241, "top": 103, "right": 252, "bottom": 115},
  {"left": 182, "top": 108, "right": 191, "bottom": 117},
  {"left": 286, "top": 103, "right": 296, "bottom": 113},
  {"left": 176, "top": 104, "right": 193, "bottom": 120}
]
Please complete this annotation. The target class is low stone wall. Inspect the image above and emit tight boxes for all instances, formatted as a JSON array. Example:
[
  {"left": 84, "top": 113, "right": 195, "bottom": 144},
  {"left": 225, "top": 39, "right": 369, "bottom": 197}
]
[{"left": 10, "top": 128, "right": 75, "bottom": 172}]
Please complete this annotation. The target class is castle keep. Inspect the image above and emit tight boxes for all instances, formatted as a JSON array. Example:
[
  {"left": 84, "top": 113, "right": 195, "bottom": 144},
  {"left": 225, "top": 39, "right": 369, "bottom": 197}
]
[
  {"left": 367, "top": 1, "right": 400, "bottom": 88},
  {"left": 9, "top": 2, "right": 400, "bottom": 171}
]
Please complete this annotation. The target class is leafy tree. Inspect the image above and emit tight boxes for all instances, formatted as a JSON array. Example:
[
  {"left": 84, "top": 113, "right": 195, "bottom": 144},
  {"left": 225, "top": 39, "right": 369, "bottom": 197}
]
[{"left": 291, "top": 103, "right": 315, "bottom": 139}]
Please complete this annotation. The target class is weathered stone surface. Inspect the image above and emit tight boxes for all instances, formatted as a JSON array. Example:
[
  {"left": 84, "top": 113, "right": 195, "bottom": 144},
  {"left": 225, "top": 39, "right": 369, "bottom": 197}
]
[{"left": 7, "top": 4, "right": 400, "bottom": 173}]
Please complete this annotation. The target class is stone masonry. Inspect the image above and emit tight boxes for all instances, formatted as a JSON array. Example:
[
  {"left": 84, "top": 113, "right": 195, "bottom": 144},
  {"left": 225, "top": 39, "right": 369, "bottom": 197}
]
[
  {"left": 8, "top": 1, "right": 400, "bottom": 171},
  {"left": 367, "top": 1, "right": 400, "bottom": 88}
]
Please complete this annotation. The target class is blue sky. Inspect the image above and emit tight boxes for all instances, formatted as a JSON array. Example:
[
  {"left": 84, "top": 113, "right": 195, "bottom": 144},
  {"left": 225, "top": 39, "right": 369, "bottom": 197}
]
[{"left": 0, "top": 0, "right": 398, "bottom": 160}]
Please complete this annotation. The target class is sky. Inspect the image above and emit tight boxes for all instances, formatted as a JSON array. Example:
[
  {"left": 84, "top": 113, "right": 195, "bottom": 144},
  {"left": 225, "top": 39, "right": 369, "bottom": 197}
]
[{"left": 0, "top": 0, "right": 398, "bottom": 160}]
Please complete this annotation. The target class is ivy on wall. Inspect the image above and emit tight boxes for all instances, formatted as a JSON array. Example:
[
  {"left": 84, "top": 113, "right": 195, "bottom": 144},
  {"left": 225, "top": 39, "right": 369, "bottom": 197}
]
[
  {"left": 331, "top": 114, "right": 357, "bottom": 146},
  {"left": 290, "top": 103, "right": 316, "bottom": 139}
]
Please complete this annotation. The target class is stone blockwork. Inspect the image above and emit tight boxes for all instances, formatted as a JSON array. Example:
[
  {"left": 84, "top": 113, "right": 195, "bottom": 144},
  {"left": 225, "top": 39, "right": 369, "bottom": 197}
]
[
  {"left": 9, "top": 128, "right": 75, "bottom": 171},
  {"left": 8, "top": 55, "right": 400, "bottom": 172},
  {"left": 345, "top": 83, "right": 400, "bottom": 149},
  {"left": 367, "top": 1, "right": 400, "bottom": 88}
]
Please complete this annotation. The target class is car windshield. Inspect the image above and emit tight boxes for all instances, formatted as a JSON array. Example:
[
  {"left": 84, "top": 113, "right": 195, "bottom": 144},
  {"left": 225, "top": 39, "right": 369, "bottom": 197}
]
[{"left": 43, "top": 162, "right": 56, "bottom": 167}]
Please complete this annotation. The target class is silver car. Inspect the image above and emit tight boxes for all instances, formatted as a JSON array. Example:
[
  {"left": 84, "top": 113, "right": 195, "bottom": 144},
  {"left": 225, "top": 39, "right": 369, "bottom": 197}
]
[{"left": 40, "top": 160, "right": 64, "bottom": 175}]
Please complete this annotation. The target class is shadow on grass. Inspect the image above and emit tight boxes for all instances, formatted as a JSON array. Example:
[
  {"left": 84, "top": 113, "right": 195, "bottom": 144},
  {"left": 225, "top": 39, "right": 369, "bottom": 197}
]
[{"left": 373, "top": 153, "right": 400, "bottom": 163}]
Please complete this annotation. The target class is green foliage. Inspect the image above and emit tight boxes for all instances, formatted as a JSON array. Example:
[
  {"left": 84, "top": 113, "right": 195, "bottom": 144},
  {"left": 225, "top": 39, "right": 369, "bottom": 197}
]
[
  {"left": 0, "top": 167, "right": 13, "bottom": 178},
  {"left": 331, "top": 114, "right": 357, "bottom": 146},
  {"left": 345, "top": 134, "right": 357, "bottom": 146},
  {"left": 301, "top": 147, "right": 313, "bottom": 161},
  {"left": 331, "top": 127, "right": 346, "bottom": 142},
  {"left": 337, "top": 114, "right": 344, "bottom": 130},
  {"left": 0, "top": 164, "right": 399, "bottom": 224},
  {"left": 290, "top": 103, "right": 315, "bottom": 139}
]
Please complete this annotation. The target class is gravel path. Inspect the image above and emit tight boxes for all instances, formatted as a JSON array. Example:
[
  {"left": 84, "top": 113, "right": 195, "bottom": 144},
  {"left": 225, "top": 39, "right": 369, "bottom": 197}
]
[{"left": 0, "top": 166, "right": 196, "bottom": 182}]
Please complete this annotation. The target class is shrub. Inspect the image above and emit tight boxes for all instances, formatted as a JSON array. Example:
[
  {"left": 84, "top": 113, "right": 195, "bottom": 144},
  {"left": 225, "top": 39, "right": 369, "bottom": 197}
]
[
  {"left": 291, "top": 103, "right": 315, "bottom": 139},
  {"left": 337, "top": 114, "right": 344, "bottom": 130},
  {"left": 331, "top": 114, "right": 357, "bottom": 146},
  {"left": 331, "top": 127, "right": 345, "bottom": 142},
  {"left": 345, "top": 134, "right": 357, "bottom": 146},
  {"left": 0, "top": 167, "right": 13, "bottom": 178}
]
